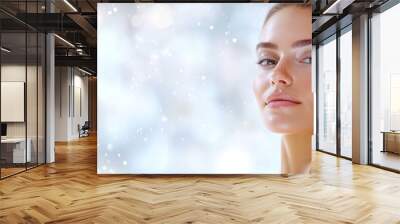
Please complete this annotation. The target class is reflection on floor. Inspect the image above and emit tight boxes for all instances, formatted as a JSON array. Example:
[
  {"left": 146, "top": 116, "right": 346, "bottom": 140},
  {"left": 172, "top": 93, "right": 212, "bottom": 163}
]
[
  {"left": 0, "top": 167, "right": 25, "bottom": 178},
  {"left": 0, "top": 135, "right": 400, "bottom": 223},
  {"left": 0, "top": 162, "right": 42, "bottom": 178},
  {"left": 373, "top": 150, "right": 400, "bottom": 170}
]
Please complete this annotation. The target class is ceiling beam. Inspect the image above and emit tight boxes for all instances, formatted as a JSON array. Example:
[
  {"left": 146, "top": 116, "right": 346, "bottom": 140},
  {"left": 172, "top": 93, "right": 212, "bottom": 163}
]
[
  {"left": 55, "top": 55, "right": 96, "bottom": 72},
  {"left": 67, "top": 13, "right": 97, "bottom": 46},
  {"left": 323, "top": 0, "right": 356, "bottom": 15}
]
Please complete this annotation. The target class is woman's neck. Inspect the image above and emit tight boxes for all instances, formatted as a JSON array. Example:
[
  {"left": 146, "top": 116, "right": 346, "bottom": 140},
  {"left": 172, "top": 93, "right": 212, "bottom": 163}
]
[{"left": 281, "top": 133, "right": 312, "bottom": 175}]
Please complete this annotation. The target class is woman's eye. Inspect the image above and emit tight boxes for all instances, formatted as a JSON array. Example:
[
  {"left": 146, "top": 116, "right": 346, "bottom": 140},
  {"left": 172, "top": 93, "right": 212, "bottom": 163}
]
[
  {"left": 300, "top": 57, "right": 311, "bottom": 64},
  {"left": 257, "top": 58, "right": 277, "bottom": 67}
]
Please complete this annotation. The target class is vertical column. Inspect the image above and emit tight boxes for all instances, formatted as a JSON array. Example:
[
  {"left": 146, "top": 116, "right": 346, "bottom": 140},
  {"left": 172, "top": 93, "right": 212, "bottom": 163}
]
[
  {"left": 336, "top": 30, "right": 341, "bottom": 157},
  {"left": 46, "top": 1, "right": 55, "bottom": 163},
  {"left": 352, "top": 14, "right": 369, "bottom": 164}
]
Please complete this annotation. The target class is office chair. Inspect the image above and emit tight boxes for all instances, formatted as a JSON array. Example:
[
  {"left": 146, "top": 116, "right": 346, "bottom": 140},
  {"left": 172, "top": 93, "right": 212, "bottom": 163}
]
[{"left": 79, "top": 121, "right": 90, "bottom": 138}]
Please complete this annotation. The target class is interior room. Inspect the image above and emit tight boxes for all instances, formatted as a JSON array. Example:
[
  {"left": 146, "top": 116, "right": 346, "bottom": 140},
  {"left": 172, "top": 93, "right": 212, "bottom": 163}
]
[
  {"left": 0, "top": 0, "right": 400, "bottom": 223},
  {"left": 370, "top": 2, "right": 400, "bottom": 171},
  {"left": 0, "top": 23, "right": 46, "bottom": 178}
]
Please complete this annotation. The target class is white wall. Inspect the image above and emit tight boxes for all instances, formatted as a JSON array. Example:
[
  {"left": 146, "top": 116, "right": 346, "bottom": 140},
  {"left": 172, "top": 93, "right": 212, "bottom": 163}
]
[
  {"left": 1, "top": 65, "right": 41, "bottom": 137},
  {"left": 1, "top": 64, "right": 46, "bottom": 164},
  {"left": 55, "top": 66, "right": 69, "bottom": 141},
  {"left": 72, "top": 73, "right": 89, "bottom": 138},
  {"left": 1, "top": 66, "right": 26, "bottom": 135},
  {"left": 55, "top": 67, "right": 89, "bottom": 141}
]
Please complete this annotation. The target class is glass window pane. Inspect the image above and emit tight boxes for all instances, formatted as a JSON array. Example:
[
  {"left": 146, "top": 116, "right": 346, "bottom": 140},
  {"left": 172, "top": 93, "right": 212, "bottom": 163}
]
[
  {"left": 1, "top": 31, "right": 27, "bottom": 178},
  {"left": 318, "top": 37, "right": 337, "bottom": 154},
  {"left": 27, "top": 31, "right": 38, "bottom": 169},
  {"left": 340, "top": 30, "right": 352, "bottom": 158},
  {"left": 371, "top": 4, "right": 400, "bottom": 171},
  {"left": 38, "top": 32, "right": 45, "bottom": 165},
  {"left": 0, "top": 1, "right": 46, "bottom": 179}
]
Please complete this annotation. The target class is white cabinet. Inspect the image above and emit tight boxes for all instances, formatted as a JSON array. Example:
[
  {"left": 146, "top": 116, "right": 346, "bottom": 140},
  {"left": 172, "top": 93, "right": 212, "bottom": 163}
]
[{"left": 1, "top": 138, "right": 32, "bottom": 163}]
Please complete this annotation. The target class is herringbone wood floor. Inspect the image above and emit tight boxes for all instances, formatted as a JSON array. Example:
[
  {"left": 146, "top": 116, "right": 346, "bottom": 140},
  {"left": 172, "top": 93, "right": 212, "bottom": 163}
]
[{"left": 1, "top": 135, "right": 400, "bottom": 224}]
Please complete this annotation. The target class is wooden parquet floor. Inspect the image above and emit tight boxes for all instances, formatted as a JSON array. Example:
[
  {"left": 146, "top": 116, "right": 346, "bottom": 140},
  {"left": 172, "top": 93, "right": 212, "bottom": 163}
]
[{"left": 1, "top": 135, "right": 400, "bottom": 224}]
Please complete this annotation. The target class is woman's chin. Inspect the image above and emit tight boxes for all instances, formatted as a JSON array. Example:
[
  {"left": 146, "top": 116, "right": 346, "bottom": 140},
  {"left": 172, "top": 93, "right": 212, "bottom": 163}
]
[
  {"left": 263, "top": 120, "right": 311, "bottom": 135},
  {"left": 265, "top": 126, "right": 295, "bottom": 134},
  {"left": 262, "top": 110, "right": 312, "bottom": 134}
]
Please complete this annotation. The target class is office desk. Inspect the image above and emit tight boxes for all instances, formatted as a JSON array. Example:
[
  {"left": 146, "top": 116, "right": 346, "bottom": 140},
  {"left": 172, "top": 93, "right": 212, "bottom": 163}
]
[
  {"left": 381, "top": 131, "right": 400, "bottom": 154},
  {"left": 1, "top": 138, "right": 31, "bottom": 163}
]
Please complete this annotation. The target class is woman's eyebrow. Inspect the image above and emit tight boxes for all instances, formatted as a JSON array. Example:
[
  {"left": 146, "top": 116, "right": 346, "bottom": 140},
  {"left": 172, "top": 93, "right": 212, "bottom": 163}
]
[
  {"left": 291, "top": 39, "right": 312, "bottom": 48},
  {"left": 256, "top": 42, "right": 278, "bottom": 51}
]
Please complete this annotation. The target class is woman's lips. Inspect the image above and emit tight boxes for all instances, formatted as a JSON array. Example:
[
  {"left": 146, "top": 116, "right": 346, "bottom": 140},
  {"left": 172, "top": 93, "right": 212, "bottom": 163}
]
[
  {"left": 265, "top": 99, "right": 301, "bottom": 108},
  {"left": 264, "top": 92, "right": 302, "bottom": 108}
]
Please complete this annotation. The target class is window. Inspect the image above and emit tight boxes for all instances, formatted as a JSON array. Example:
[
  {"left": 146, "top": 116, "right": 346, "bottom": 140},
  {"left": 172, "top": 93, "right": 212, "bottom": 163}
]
[
  {"left": 0, "top": 1, "right": 46, "bottom": 179},
  {"left": 317, "top": 37, "right": 337, "bottom": 154},
  {"left": 371, "top": 3, "right": 400, "bottom": 171},
  {"left": 339, "top": 29, "right": 352, "bottom": 158}
]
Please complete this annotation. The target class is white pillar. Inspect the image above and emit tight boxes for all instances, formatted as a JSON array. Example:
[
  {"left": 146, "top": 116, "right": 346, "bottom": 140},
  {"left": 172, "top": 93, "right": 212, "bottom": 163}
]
[
  {"left": 352, "top": 14, "right": 369, "bottom": 164},
  {"left": 45, "top": 0, "right": 55, "bottom": 163},
  {"left": 46, "top": 33, "right": 55, "bottom": 163}
]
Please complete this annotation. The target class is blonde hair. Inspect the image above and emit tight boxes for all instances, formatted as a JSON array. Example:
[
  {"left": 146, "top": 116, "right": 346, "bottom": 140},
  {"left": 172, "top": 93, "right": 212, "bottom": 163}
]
[{"left": 263, "top": 1, "right": 311, "bottom": 27}]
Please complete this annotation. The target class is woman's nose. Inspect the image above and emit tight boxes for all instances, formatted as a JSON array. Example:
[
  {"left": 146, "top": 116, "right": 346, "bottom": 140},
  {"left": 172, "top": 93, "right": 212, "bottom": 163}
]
[{"left": 269, "top": 61, "right": 292, "bottom": 87}]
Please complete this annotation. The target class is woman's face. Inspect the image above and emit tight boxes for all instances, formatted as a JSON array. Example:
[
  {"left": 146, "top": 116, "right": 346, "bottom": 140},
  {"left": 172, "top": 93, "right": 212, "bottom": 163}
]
[{"left": 253, "top": 6, "right": 313, "bottom": 134}]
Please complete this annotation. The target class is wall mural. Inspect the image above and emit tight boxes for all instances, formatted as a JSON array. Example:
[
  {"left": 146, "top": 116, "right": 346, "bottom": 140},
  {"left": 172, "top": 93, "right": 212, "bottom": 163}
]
[{"left": 98, "top": 3, "right": 312, "bottom": 174}]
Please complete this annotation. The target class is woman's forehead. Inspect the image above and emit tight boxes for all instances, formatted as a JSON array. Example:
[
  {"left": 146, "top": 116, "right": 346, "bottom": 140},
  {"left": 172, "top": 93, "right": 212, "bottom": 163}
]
[{"left": 259, "top": 7, "right": 311, "bottom": 49}]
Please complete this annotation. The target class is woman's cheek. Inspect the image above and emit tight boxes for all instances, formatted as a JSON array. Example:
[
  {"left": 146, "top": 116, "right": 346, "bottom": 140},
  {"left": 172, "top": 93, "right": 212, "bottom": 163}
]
[{"left": 253, "top": 75, "right": 267, "bottom": 105}]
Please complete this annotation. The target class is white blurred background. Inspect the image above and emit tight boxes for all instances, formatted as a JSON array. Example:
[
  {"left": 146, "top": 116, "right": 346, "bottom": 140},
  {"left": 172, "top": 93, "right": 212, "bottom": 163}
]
[{"left": 98, "top": 3, "right": 281, "bottom": 174}]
